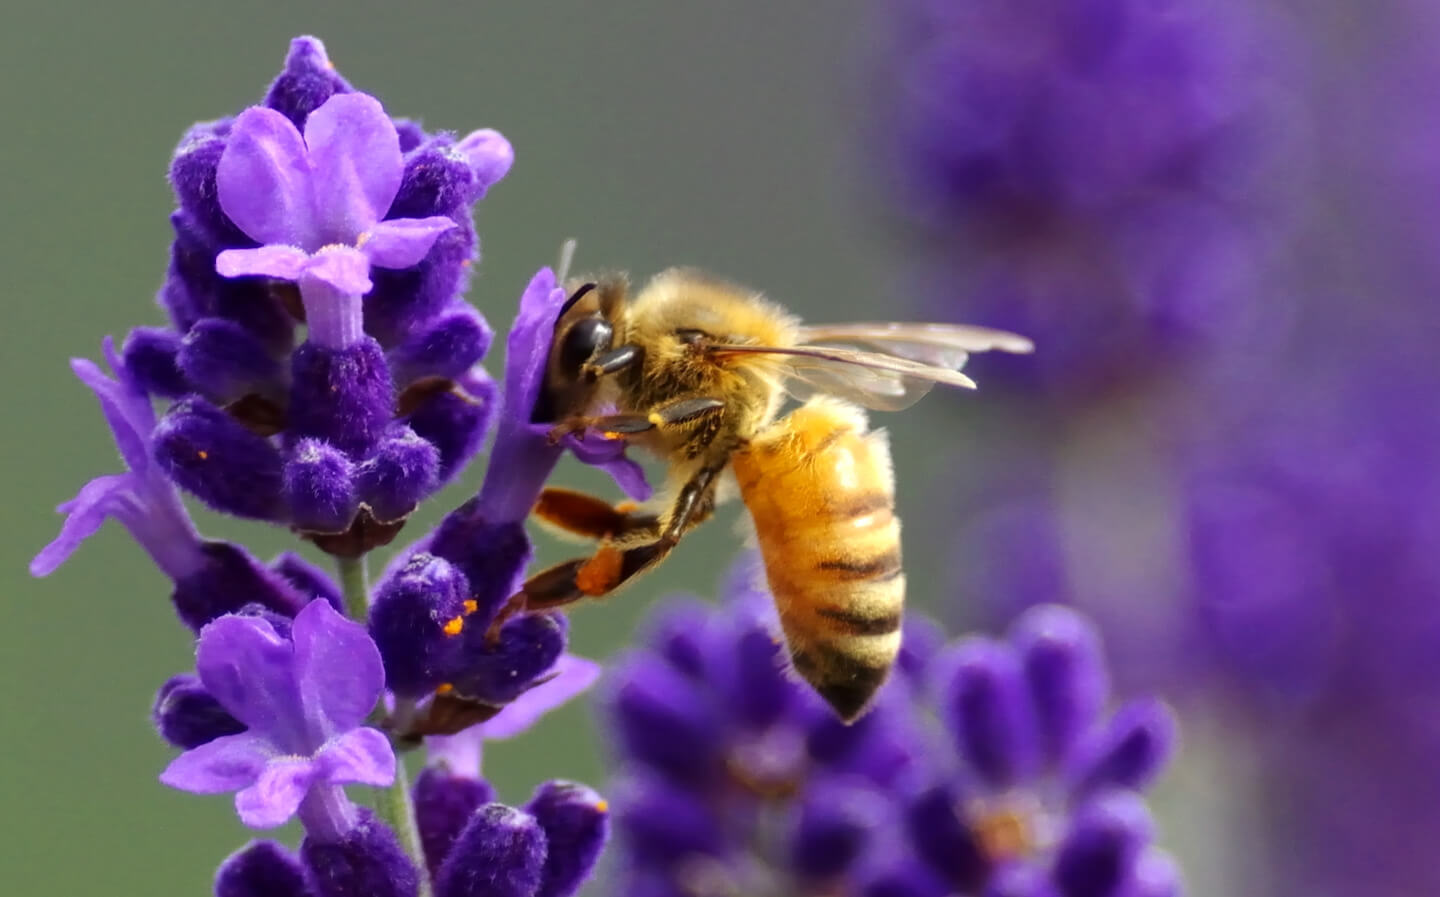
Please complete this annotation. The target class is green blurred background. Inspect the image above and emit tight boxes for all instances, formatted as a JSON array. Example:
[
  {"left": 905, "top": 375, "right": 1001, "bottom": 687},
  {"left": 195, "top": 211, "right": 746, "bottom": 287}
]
[{"left": 0, "top": 2, "right": 1013, "bottom": 893}]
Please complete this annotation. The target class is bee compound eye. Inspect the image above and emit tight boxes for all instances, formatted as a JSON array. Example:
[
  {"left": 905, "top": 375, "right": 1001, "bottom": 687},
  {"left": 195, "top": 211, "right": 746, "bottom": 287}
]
[{"left": 559, "top": 317, "right": 614, "bottom": 373}]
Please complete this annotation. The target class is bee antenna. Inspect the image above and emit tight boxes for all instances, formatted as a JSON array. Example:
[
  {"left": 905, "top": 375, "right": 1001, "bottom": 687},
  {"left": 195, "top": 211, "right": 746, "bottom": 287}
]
[
  {"left": 559, "top": 281, "right": 598, "bottom": 316},
  {"left": 556, "top": 238, "right": 578, "bottom": 285}
]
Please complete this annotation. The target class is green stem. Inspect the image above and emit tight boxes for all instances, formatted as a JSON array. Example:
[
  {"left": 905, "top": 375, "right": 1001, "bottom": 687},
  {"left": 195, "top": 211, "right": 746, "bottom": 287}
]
[{"left": 334, "top": 554, "right": 432, "bottom": 897}]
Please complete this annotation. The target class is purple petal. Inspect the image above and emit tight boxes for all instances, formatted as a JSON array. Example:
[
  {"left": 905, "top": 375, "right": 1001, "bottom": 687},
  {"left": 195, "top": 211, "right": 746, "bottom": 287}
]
[
  {"left": 361, "top": 216, "right": 458, "bottom": 269},
  {"left": 565, "top": 436, "right": 652, "bottom": 502},
  {"left": 196, "top": 613, "right": 304, "bottom": 742},
  {"left": 504, "top": 268, "right": 561, "bottom": 429},
  {"left": 236, "top": 758, "right": 317, "bottom": 828},
  {"left": 160, "top": 731, "right": 274, "bottom": 794},
  {"left": 217, "top": 106, "right": 316, "bottom": 247},
  {"left": 303, "top": 93, "right": 402, "bottom": 243},
  {"left": 30, "top": 474, "right": 131, "bottom": 576},
  {"left": 291, "top": 599, "right": 386, "bottom": 735},
  {"left": 217, "top": 245, "right": 310, "bottom": 282},
  {"left": 314, "top": 727, "right": 396, "bottom": 787},
  {"left": 71, "top": 352, "right": 151, "bottom": 474},
  {"left": 481, "top": 655, "right": 602, "bottom": 740},
  {"left": 456, "top": 129, "right": 515, "bottom": 194},
  {"left": 300, "top": 244, "right": 373, "bottom": 296}
]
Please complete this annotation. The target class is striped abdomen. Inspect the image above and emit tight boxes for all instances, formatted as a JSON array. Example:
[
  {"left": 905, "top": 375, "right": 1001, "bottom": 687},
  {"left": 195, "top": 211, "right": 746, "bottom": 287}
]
[{"left": 732, "top": 397, "right": 903, "bottom": 722}]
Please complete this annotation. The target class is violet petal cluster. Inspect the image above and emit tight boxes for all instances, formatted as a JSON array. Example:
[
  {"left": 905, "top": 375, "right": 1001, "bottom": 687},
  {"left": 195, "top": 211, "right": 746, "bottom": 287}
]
[{"left": 604, "top": 566, "right": 1179, "bottom": 897}]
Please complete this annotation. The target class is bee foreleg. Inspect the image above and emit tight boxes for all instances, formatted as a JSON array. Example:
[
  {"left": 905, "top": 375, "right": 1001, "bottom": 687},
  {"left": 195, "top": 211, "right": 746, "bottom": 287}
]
[{"left": 547, "top": 396, "right": 726, "bottom": 442}]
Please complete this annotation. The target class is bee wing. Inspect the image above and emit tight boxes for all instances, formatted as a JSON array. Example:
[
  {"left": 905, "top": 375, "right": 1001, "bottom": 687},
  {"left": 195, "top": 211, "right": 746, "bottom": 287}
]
[
  {"left": 796, "top": 322, "right": 1035, "bottom": 368},
  {"left": 710, "top": 343, "right": 978, "bottom": 411}
]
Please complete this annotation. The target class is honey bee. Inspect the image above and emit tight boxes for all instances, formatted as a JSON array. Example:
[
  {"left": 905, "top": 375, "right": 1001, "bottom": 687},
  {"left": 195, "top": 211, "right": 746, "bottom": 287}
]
[{"left": 508, "top": 268, "right": 1031, "bottom": 721}]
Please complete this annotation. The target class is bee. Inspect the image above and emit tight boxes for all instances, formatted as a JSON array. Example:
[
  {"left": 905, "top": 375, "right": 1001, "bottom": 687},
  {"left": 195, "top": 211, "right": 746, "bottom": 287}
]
[{"left": 508, "top": 268, "right": 1031, "bottom": 721}]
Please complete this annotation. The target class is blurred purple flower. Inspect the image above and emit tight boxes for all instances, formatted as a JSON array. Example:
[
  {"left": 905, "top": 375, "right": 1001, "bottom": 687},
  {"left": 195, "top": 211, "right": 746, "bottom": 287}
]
[
  {"left": 878, "top": 0, "right": 1301, "bottom": 391},
  {"left": 160, "top": 599, "right": 394, "bottom": 839}
]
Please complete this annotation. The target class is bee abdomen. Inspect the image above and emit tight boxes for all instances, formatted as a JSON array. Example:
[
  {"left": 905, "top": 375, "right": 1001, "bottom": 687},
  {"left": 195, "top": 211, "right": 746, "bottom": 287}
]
[{"left": 733, "top": 398, "right": 907, "bottom": 723}]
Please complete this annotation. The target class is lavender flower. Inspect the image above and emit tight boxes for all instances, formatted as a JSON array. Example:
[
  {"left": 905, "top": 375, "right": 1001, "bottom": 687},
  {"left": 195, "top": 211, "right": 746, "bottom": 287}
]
[
  {"left": 35, "top": 35, "right": 623, "bottom": 897},
  {"left": 877, "top": 0, "right": 1300, "bottom": 391},
  {"left": 213, "top": 93, "right": 458, "bottom": 348},
  {"left": 160, "top": 599, "right": 395, "bottom": 837},
  {"left": 605, "top": 568, "right": 1180, "bottom": 897}
]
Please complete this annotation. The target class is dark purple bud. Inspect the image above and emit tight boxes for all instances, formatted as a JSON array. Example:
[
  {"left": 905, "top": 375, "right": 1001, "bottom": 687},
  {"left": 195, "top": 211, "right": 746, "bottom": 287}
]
[
  {"left": 607, "top": 656, "right": 720, "bottom": 784},
  {"left": 172, "top": 541, "right": 306, "bottom": 629},
  {"left": 389, "top": 305, "right": 493, "bottom": 386},
  {"left": 302, "top": 808, "right": 419, "bottom": 897},
  {"left": 613, "top": 780, "right": 725, "bottom": 864},
  {"left": 1011, "top": 605, "right": 1111, "bottom": 768},
  {"left": 264, "top": 36, "right": 352, "bottom": 128},
  {"left": 154, "top": 395, "right": 284, "bottom": 520},
  {"left": 162, "top": 214, "right": 297, "bottom": 352},
  {"left": 369, "top": 554, "right": 470, "bottom": 697},
  {"left": 434, "top": 804, "right": 547, "bottom": 897},
  {"left": 152, "top": 673, "right": 244, "bottom": 749},
  {"left": 861, "top": 864, "right": 955, "bottom": 897},
  {"left": 179, "top": 318, "right": 284, "bottom": 403},
  {"left": 453, "top": 613, "right": 566, "bottom": 706},
  {"left": 1054, "top": 794, "right": 1153, "bottom": 897},
  {"left": 1069, "top": 699, "right": 1177, "bottom": 798},
  {"left": 404, "top": 376, "right": 495, "bottom": 484},
  {"left": 905, "top": 784, "right": 988, "bottom": 891},
  {"left": 789, "top": 779, "right": 884, "bottom": 881},
  {"left": 356, "top": 427, "right": 441, "bottom": 522},
  {"left": 285, "top": 440, "right": 360, "bottom": 533},
  {"left": 414, "top": 766, "right": 496, "bottom": 879},
  {"left": 939, "top": 637, "right": 1041, "bottom": 790},
  {"left": 643, "top": 599, "right": 714, "bottom": 680},
  {"left": 525, "top": 780, "right": 609, "bottom": 897},
  {"left": 123, "top": 326, "right": 188, "bottom": 398},
  {"left": 271, "top": 551, "right": 343, "bottom": 611},
  {"left": 366, "top": 224, "right": 476, "bottom": 346},
  {"left": 169, "top": 123, "right": 251, "bottom": 247},
  {"left": 214, "top": 840, "right": 312, "bottom": 897},
  {"left": 289, "top": 338, "right": 394, "bottom": 459},
  {"left": 389, "top": 141, "right": 479, "bottom": 219},
  {"left": 395, "top": 119, "right": 426, "bottom": 153},
  {"left": 429, "top": 508, "right": 532, "bottom": 623},
  {"left": 722, "top": 621, "right": 793, "bottom": 728}
]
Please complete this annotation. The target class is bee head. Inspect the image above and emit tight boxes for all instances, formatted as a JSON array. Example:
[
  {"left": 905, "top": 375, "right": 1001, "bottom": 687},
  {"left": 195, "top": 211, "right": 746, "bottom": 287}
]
[{"left": 533, "top": 277, "right": 626, "bottom": 423}]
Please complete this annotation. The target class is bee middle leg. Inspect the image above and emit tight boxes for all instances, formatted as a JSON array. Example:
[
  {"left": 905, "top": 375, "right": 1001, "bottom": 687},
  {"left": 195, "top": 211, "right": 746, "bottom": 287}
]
[{"left": 533, "top": 487, "right": 661, "bottom": 541}]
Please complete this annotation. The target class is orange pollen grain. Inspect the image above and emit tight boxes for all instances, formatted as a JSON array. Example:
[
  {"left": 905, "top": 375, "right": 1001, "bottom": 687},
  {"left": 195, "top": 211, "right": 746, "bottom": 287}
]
[
  {"left": 356, "top": 230, "right": 371, "bottom": 247},
  {"left": 614, "top": 501, "right": 639, "bottom": 514},
  {"left": 442, "top": 616, "right": 464, "bottom": 637},
  {"left": 594, "top": 800, "right": 609, "bottom": 813},
  {"left": 576, "top": 547, "right": 623, "bottom": 596},
  {"left": 436, "top": 682, "right": 455, "bottom": 695},
  {"left": 463, "top": 599, "right": 478, "bottom": 614},
  {"left": 197, "top": 450, "right": 209, "bottom": 460},
  {"left": 975, "top": 807, "right": 1036, "bottom": 862}
]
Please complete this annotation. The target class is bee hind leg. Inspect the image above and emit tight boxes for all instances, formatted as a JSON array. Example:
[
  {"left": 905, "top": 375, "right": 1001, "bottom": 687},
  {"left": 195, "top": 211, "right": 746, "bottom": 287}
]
[{"left": 485, "top": 460, "right": 723, "bottom": 640}]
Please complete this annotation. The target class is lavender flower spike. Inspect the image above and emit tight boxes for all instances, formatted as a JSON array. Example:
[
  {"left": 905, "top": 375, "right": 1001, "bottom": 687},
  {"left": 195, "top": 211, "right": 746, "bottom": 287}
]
[
  {"left": 31, "top": 337, "right": 203, "bottom": 580},
  {"left": 214, "top": 93, "right": 456, "bottom": 347},
  {"left": 161, "top": 599, "right": 394, "bottom": 840}
]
